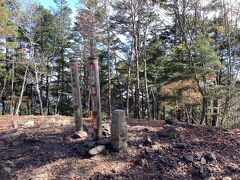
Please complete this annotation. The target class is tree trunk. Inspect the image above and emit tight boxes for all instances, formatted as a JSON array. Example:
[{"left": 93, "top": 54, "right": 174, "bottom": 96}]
[
  {"left": 2, "top": 100, "right": 5, "bottom": 115},
  {"left": 134, "top": 31, "right": 141, "bottom": 119},
  {"left": 126, "top": 43, "right": 133, "bottom": 118},
  {"left": 0, "top": 77, "right": 7, "bottom": 98},
  {"left": 144, "top": 58, "right": 150, "bottom": 119},
  {"left": 55, "top": 94, "right": 61, "bottom": 114},
  {"left": 10, "top": 61, "right": 15, "bottom": 115},
  {"left": 30, "top": 84, "right": 34, "bottom": 115},
  {"left": 126, "top": 63, "right": 131, "bottom": 118},
  {"left": 27, "top": 101, "right": 30, "bottom": 115},
  {"left": 46, "top": 74, "right": 50, "bottom": 115},
  {"left": 200, "top": 96, "right": 208, "bottom": 125},
  {"left": 162, "top": 105, "right": 166, "bottom": 121},
  {"left": 212, "top": 99, "right": 218, "bottom": 126},
  {"left": 152, "top": 93, "right": 156, "bottom": 120},
  {"left": 177, "top": 108, "right": 182, "bottom": 122},
  {"left": 131, "top": 0, "right": 141, "bottom": 119},
  {"left": 115, "top": 56, "right": 124, "bottom": 109},
  {"left": 15, "top": 63, "right": 30, "bottom": 115},
  {"left": 107, "top": 24, "right": 112, "bottom": 116},
  {"left": 61, "top": 48, "right": 65, "bottom": 115},
  {"left": 34, "top": 62, "right": 43, "bottom": 115},
  {"left": 220, "top": 1, "right": 233, "bottom": 127},
  {"left": 221, "top": 96, "right": 230, "bottom": 126}
]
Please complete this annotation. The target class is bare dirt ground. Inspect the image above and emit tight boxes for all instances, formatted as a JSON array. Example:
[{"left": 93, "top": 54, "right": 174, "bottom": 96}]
[{"left": 0, "top": 115, "right": 239, "bottom": 180}]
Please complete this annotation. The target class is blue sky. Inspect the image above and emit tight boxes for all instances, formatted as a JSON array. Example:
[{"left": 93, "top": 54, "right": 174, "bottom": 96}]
[
  {"left": 34, "top": 0, "right": 80, "bottom": 23},
  {"left": 35, "top": 0, "right": 79, "bottom": 10}
]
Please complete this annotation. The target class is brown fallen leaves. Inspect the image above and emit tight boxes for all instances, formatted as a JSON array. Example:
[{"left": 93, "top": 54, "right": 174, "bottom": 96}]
[{"left": 0, "top": 116, "right": 239, "bottom": 179}]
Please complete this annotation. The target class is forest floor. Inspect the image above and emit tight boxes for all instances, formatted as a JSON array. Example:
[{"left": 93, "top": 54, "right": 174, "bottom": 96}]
[{"left": 0, "top": 115, "right": 240, "bottom": 180}]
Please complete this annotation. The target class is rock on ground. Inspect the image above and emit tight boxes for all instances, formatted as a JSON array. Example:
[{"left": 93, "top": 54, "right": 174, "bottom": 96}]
[
  {"left": 200, "top": 157, "right": 207, "bottom": 165},
  {"left": 89, "top": 145, "right": 105, "bottom": 156},
  {"left": 222, "top": 176, "right": 232, "bottom": 180},
  {"left": 131, "top": 126, "right": 149, "bottom": 131},
  {"left": 173, "top": 142, "right": 186, "bottom": 149},
  {"left": 1, "top": 134, "right": 13, "bottom": 143},
  {"left": 102, "top": 123, "right": 111, "bottom": 136},
  {"left": 204, "top": 152, "right": 217, "bottom": 162},
  {"left": 71, "top": 131, "right": 88, "bottom": 140},
  {"left": 0, "top": 165, "right": 11, "bottom": 179},
  {"left": 165, "top": 117, "right": 179, "bottom": 125},
  {"left": 184, "top": 155, "right": 194, "bottom": 163},
  {"left": 22, "top": 120, "right": 35, "bottom": 128},
  {"left": 158, "top": 126, "right": 180, "bottom": 139}
]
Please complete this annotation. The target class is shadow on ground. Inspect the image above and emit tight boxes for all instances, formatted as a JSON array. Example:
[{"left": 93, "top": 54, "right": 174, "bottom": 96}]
[{"left": 0, "top": 119, "right": 239, "bottom": 179}]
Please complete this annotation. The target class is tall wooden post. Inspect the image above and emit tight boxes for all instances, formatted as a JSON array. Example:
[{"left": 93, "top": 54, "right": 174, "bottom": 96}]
[
  {"left": 89, "top": 55, "right": 102, "bottom": 140},
  {"left": 70, "top": 58, "right": 83, "bottom": 131}
]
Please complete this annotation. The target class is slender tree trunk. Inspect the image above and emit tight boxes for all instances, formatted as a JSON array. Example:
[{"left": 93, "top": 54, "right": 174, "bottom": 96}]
[
  {"left": 152, "top": 93, "right": 156, "bottom": 120},
  {"left": 156, "top": 101, "right": 160, "bottom": 120},
  {"left": 56, "top": 63, "right": 61, "bottom": 114},
  {"left": 107, "top": 24, "right": 112, "bottom": 116},
  {"left": 30, "top": 84, "right": 34, "bottom": 115},
  {"left": 142, "top": 24, "right": 151, "bottom": 119},
  {"left": 221, "top": 97, "right": 230, "bottom": 126},
  {"left": 144, "top": 58, "right": 150, "bottom": 119},
  {"left": 61, "top": 48, "right": 65, "bottom": 115},
  {"left": 177, "top": 108, "right": 182, "bottom": 122},
  {"left": 220, "top": 0, "right": 233, "bottom": 126},
  {"left": 15, "top": 63, "right": 30, "bottom": 115},
  {"left": 192, "top": 108, "right": 196, "bottom": 124},
  {"left": 162, "top": 105, "right": 166, "bottom": 121},
  {"left": 82, "top": 47, "right": 89, "bottom": 111},
  {"left": 141, "top": 86, "right": 145, "bottom": 116},
  {"left": 2, "top": 99, "right": 5, "bottom": 115},
  {"left": 134, "top": 31, "right": 141, "bottom": 119},
  {"left": 130, "top": 0, "right": 141, "bottom": 119},
  {"left": 185, "top": 106, "right": 189, "bottom": 124},
  {"left": 27, "top": 101, "right": 30, "bottom": 115},
  {"left": 126, "top": 59, "right": 131, "bottom": 118},
  {"left": 47, "top": 61, "right": 54, "bottom": 115},
  {"left": 34, "top": 63, "right": 43, "bottom": 115},
  {"left": 55, "top": 94, "right": 61, "bottom": 114},
  {"left": 212, "top": 99, "right": 218, "bottom": 126},
  {"left": 46, "top": 74, "right": 50, "bottom": 115},
  {"left": 189, "top": 105, "right": 193, "bottom": 124},
  {"left": 10, "top": 62, "right": 15, "bottom": 115},
  {"left": 31, "top": 44, "right": 43, "bottom": 115},
  {"left": 200, "top": 96, "right": 208, "bottom": 125},
  {"left": 126, "top": 42, "right": 133, "bottom": 118},
  {"left": 114, "top": 56, "right": 124, "bottom": 109},
  {"left": 0, "top": 77, "right": 7, "bottom": 98}
]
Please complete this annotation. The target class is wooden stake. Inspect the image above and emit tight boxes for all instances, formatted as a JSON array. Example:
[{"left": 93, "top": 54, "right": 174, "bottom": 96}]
[
  {"left": 70, "top": 58, "right": 83, "bottom": 131},
  {"left": 89, "top": 55, "right": 102, "bottom": 139}
]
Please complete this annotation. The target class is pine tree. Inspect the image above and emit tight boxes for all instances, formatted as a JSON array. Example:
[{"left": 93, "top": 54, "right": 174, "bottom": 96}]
[{"left": 53, "top": 0, "right": 72, "bottom": 115}]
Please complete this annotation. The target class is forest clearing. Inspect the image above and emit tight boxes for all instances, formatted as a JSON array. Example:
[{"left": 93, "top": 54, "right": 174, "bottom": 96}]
[
  {"left": 0, "top": 115, "right": 239, "bottom": 179},
  {"left": 1, "top": 0, "right": 240, "bottom": 179}
]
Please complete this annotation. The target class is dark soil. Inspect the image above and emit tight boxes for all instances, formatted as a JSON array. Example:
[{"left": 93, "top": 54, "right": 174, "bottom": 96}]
[{"left": 0, "top": 115, "right": 239, "bottom": 179}]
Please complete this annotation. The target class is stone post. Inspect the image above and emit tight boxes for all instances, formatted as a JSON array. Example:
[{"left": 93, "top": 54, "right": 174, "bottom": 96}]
[{"left": 111, "top": 109, "right": 128, "bottom": 151}]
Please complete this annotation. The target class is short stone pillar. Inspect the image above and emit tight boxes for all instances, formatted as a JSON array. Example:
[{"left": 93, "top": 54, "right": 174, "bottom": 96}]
[{"left": 111, "top": 109, "right": 128, "bottom": 151}]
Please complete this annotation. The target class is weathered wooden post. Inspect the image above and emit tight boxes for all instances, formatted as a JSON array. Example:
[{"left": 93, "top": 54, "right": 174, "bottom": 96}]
[
  {"left": 89, "top": 55, "right": 102, "bottom": 140},
  {"left": 111, "top": 109, "right": 128, "bottom": 151},
  {"left": 70, "top": 58, "right": 83, "bottom": 131}
]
